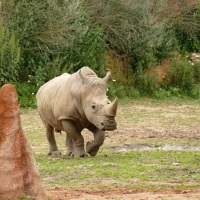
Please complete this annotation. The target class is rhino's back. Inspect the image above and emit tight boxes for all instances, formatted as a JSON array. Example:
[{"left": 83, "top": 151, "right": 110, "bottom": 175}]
[
  {"left": 36, "top": 73, "right": 71, "bottom": 129},
  {"left": 37, "top": 73, "right": 70, "bottom": 102}
]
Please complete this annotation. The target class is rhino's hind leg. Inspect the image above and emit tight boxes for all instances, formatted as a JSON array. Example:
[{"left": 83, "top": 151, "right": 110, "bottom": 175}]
[
  {"left": 66, "top": 133, "right": 74, "bottom": 156},
  {"left": 45, "top": 124, "right": 61, "bottom": 156},
  {"left": 86, "top": 125, "right": 105, "bottom": 157}
]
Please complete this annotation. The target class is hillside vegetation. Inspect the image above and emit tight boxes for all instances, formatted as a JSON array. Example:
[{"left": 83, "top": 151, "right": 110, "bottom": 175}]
[{"left": 0, "top": 0, "right": 200, "bottom": 107}]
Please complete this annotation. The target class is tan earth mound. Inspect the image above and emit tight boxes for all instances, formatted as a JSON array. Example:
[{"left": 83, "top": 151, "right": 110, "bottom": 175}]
[{"left": 0, "top": 84, "right": 47, "bottom": 200}]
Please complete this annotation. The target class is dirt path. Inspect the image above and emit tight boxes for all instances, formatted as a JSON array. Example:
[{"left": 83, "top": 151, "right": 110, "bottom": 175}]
[{"left": 46, "top": 187, "right": 200, "bottom": 200}]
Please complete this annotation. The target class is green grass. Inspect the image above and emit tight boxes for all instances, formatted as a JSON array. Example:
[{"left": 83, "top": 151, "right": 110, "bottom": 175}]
[
  {"left": 35, "top": 149, "right": 200, "bottom": 190},
  {"left": 20, "top": 98, "right": 200, "bottom": 191}
]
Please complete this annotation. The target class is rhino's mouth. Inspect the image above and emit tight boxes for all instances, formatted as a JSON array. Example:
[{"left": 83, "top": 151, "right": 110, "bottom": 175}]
[
  {"left": 99, "top": 119, "right": 117, "bottom": 131},
  {"left": 102, "top": 125, "right": 117, "bottom": 131}
]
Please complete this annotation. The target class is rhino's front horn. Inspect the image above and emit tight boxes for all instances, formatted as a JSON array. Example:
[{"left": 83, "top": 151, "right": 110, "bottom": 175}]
[{"left": 105, "top": 97, "right": 118, "bottom": 117}]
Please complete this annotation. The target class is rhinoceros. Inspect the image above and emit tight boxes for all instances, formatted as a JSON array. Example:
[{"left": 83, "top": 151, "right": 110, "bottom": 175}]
[{"left": 36, "top": 66, "right": 118, "bottom": 157}]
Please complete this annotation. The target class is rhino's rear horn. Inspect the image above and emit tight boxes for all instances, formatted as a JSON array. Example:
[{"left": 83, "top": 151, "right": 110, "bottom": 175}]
[
  {"left": 79, "top": 67, "right": 90, "bottom": 84},
  {"left": 105, "top": 97, "right": 118, "bottom": 117},
  {"left": 103, "top": 69, "right": 112, "bottom": 83}
]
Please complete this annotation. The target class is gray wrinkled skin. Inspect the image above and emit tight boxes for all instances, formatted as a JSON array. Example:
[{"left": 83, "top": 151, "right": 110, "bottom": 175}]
[{"left": 36, "top": 67, "right": 118, "bottom": 157}]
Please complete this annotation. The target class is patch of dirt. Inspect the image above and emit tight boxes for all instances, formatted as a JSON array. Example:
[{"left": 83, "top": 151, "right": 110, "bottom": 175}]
[
  {"left": 83, "top": 101, "right": 200, "bottom": 148},
  {"left": 46, "top": 187, "right": 200, "bottom": 200}
]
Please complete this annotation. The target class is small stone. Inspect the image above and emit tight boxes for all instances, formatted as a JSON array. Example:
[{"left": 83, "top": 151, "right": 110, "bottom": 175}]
[{"left": 172, "top": 162, "right": 179, "bottom": 166}]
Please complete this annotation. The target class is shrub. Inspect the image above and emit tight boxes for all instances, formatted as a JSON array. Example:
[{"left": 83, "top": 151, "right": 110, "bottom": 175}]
[
  {"left": 152, "top": 88, "right": 172, "bottom": 99},
  {"left": 87, "top": 0, "right": 174, "bottom": 69},
  {"left": 1, "top": 0, "right": 89, "bottom": 53},
  {"left": 1, "top": 0, "right": 108, "bottom": 86},
  {"left": 163, "top": 0, "right": 200, "bottom": 53},
  {"left": 190, "top": 84, "right": 200, "bottom": 99},
  {"left": 22, "top": 27, "right": 107, "bottom": 87},
  {"left": 107, "top": 82, "right": 140, "bottom": 99},
  {"left": 1, "top": 0, "right": 200, "bottom": 103},
  {"left": 193, "top": 61, "right": 200, "bottom": 83},
  {"left": 163, "top": 57, "right": 195, "bottom": 94},
  {"left": 12, "top": 82, "right": 37, "bottom": 108},
  {"left": 35, "top": 56, "right": 63, "bottom": 86},
  {"left": 0, "top": 20, "right": 21, "bottom": 85},
  {"left": 1, "top": 0, "right": 93, "bottom": 83},
  {"left": 133, "top": 66, "right": 158, "bottom": 95},
  {"left": 60, "top": 27, "right": 107, "bottom": 77}
]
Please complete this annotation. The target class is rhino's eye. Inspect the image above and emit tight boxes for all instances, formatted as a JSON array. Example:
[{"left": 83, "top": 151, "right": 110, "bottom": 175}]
[{"left": 91, "top": 103, "right": 97, "bottom": 112}]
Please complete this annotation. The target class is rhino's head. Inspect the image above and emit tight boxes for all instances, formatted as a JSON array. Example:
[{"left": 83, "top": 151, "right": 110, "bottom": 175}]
[{"left": 79, "top": 67, "right": 118, "bottom": 131}]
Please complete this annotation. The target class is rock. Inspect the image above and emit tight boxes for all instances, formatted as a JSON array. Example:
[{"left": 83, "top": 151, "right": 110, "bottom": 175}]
[{"left": 0, "top": 84, "right": 47, "bottom": 200}]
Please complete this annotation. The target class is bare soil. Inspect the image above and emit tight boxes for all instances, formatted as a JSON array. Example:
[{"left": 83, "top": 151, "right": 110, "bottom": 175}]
[
  {"left": 46, "top": 187, "right": 200, "bottom": 200},
  {"left": 22, "top": 99, "right": 200, "bottom": 199}
]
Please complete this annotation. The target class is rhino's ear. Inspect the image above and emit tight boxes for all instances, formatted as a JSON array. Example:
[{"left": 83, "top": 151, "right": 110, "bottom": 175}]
[{"left": 103, "top": 69, "right": 112, "bottom": 83}]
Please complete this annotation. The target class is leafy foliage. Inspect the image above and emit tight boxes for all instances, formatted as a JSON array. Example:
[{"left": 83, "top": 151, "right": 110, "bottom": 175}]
[
  {"left": 1, "top": 0, "right": 108, "bottom": 86},
  {"left": 0, "top": 0, "right": 200, "bottom": 106},
  {"left": 12, "top": 82, "right": 37, "bottom": 108},
  {"left": 133, "top": 66, "right": 158, "bottom": 95},
  {"left": 87, "top": 0, "right": 168, "bottom": 54},
  {"left": 108, "top": 82, "right": 140, "bottom": 99},
  {"left": 0, "top": 20, "right": 21, "bottom": 85},
  {"left": 163, "top": 58, "right": 195, "bottom": 93},
  {"left": 87, "top": 0, "right": 183, "bottom": 70},
  {"left": 2, "top": 0, "right": 89, "bottom": 53},
  {"left": 0, "top": 0, "right": 88, "bottom": 83},
  {"left": 164, "top": 0, "right": 200, "bottom": 53},
  {"left": 59, "top": 27, "right": 107, "bottom": 76},
  {"left": 194, "top": 62, "right": 200, "bottom": 83}
]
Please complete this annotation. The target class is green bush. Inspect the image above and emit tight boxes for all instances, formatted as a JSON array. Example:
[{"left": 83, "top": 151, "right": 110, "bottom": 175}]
[
  {"left": 175, "top": 6, "right": 200, "bottom": 53},
  {"left": 59, "top": 27, "right": 107, "bottom": 77},
  {"left": 190, "top": 84, "right": 200, "bottom": 99},
  {"left": 152, "top": 88, "right": 172, "bottom": 99},
  {"left": 133, "top": 66, "right": 158, "bottom": 95},
  {"left": 162, "top": 0, "right": 200, "bottom": 53},
  {"left": 0, "top": 20, "right": 21, "bottom": 85},
  {"left": 2, "top": 0, "right": 89, "bottom": 52},
  {"left": 12, "top": 82, "right": 37, "bottom": 108},
  {"left": 193, "top": 62, "right": 200, "bottom": 83},
  {"left": 1, "top": 0, "right": 92, "bottom": 84},
  {"left": 175, "top": 31, "right": 200, "bottom": 53},
  {"left": 108, "top": 82, "right": 140, "bottom": 99},
  {"left": 1, "top": 0, "right": 200, "bottom": 104},
  {"left": 23, "top": 27, "right": 107, "bottom": 87},
  {"left": 1, "top": 0, "right": 108, "bottom": 86},
  {"left": 34, "top": 56, "right": 64, "bottom": 87},
  {"left": 87, "top": 0, "right": 175, "bottom": 69},
  {"left": 163, "top": 57, "right": 195, "bottom": 94}
]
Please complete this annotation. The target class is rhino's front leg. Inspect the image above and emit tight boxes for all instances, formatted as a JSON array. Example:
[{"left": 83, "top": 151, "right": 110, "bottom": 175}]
[
  {"left": 86, "top": 125, "right": 105, "bottom": 157},
  {"left": 62, "top": 120, "right": 87, "bottom": 157}
]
